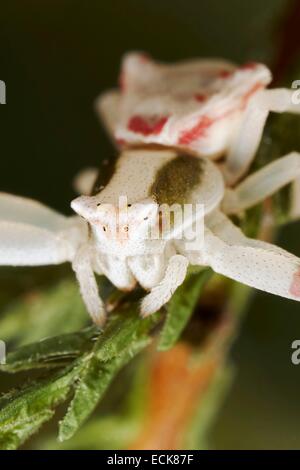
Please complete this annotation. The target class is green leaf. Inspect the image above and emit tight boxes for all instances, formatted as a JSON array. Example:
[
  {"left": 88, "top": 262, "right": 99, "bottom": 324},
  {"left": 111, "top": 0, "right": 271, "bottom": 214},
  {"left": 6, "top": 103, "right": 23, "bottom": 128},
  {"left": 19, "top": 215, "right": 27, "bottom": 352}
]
[
  {"left": 37, "top": 355, "right": 150, "bottom": 450},
  {"left": 0, "top": 326, "right": 99, "bottom": 373},
  {"left": 0, "top": 360, "right": 86, "bottom": 450},
  {"left": 39, "top": 415, "right": 140, "bottom": 450},
  {"left": 0, "top": 409, "right": 55, "bottom": 450},
  {"left": 58, "top": 307, "right": 160, "bottom": 441},
  {"left": 158, "top": 268, "right": 213, "bottom": 351},
  {"left": 0, "top": 303, "right": 160, "bottom": 447},
  {"left": 94, "top": 308, "right": 160, "bottom": 362},
  {"left": 58, "top": 343, "right": 148, "bottom": 442}
]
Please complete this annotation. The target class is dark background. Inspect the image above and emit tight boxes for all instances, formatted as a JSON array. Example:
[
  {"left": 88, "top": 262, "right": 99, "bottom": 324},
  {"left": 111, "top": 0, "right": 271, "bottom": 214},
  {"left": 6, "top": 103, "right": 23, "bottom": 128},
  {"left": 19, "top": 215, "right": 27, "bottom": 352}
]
[{"left": 1, "top": 0, "right": 300, "bottom": 449}]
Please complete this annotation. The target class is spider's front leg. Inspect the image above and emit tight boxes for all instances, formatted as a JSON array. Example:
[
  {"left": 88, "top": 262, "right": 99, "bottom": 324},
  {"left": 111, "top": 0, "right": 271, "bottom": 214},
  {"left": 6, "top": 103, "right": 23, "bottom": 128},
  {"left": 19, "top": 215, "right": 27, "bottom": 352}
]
[
  {"left": 128, "top": 253, "right": 168, "bottom": 291},
  {"left": 72, "top": 243, "right": 106, "bottom": 327},
  {"left": 0, "top": 192, "right": 86, "bottom": 266},
  {"left": 222, "top": 151, "right": 300, "bottom": 218},
  {"left": 139, "top": 252, "right": 189, "bottom": 317},
  {"left": 223, "top": 100, "right": 269, "bottom": 185},
  {"left": 199, "top": 211, "right": 300, "bottom": 302},
  {"left": 73, "top": 167, "right": 99, "bottom": 196},
  {"left": 224, "top": 88, "right": 300, "bottom": 185},
  {"left": 0, "top": 192, "right": 108, "bottom": 324},
  {"left": 95, "top": 90, "right": 121, "bottom": 146},
  {"left": 95, "top": 253, "right": 137, "bottom": 292}
]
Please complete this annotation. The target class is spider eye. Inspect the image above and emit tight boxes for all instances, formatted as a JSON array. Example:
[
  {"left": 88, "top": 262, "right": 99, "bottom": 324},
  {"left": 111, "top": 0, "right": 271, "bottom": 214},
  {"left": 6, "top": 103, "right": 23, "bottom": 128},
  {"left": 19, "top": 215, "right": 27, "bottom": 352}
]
[
  {"left": 102, "top": 226, "right": 107, "bottom": 232},
  {"left": 127, "top": 204, "right": 131, "bottom": 207},
  {"left": 123, "top": 225, "right": 129, "bottom": 232},
  {"left": 97, "top": 203, "right": 101, "bottom": 207}
]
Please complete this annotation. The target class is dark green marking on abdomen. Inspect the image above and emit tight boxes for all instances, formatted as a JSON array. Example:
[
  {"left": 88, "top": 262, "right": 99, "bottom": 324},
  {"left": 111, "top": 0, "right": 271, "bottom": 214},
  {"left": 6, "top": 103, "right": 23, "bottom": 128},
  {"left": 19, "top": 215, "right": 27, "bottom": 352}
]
[{"left": 150, "top": 154, "right": 204, "bottom": 206}]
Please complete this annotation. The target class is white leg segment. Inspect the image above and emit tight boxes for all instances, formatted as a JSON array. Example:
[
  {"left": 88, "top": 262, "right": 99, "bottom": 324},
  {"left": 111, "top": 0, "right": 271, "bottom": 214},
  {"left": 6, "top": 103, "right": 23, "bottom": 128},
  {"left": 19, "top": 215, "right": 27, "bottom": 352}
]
[
  {"left": 128, "top": 254, "right": 166, "bottom": 290},
  {"left": 140, "top": 254, "right": 189, "bottom": 317},
  {"left": 206, "top": 210, "right": 297, "bottom": 259},
  {"left": 0, "top": 193, "right": 86, "bottom": 266},
  {"left": 224, "top": 99, "right": 269, "bottom": 185},
  {"left": 73, "top": 167, "right": 99, "bottom": 196},
  {"left": 202, "top": 212, "right": 300, "bottom": 302},
  {"left": 225, "top": 88, "right": 300, "bottom": 185},
  {"left": 258, "top": 88, "right": 300, "bottom": 114},
  {"left": 290, "top": 176, "right": 300, "bottom": 220},
  {"left": 72, "top": 245, "right": 106, "bottom": 326},
  {"left": 0, "top": 222, "right": 75, "bottom": 266},
  {"left": 95, "top": 90, "right": 121, "bottom": 146},
  {"left": 95, "top": 254, "right": 136, "bottom": 291},
  {"left": 0, "top": 192, "right": 70, "bottom": 231},
  {"left": 223, "top": 152, "right": 300, "bottom": 214},
  {"left": 128, "top": 245, "right": 177, "bottom": 290},
  {"left": 255, "top": 89, "right": 300, "bottom": 219}
]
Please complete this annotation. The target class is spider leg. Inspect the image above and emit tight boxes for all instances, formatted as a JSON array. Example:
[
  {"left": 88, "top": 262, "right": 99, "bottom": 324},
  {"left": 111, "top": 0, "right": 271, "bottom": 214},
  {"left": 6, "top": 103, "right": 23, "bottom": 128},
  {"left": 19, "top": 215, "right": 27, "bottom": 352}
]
[
  {"left": 225, "top": 88, "right": 300, "bottom": 185},
  {"left": 140, "top": 254, "right": 189, "bottom": 317},
  {"left": 0, "top": 193, "right": 86, "bottom": 266},
  {"left": 95, "top": 90, "right": 121, "bottom": 146},
  {"left": 258, "top": 88, "right": 300, "bottom": 114},
  {"left": 223, "top": 99, "right": 269, "bottom": 185},
  {"left": 95, "top": 254, "right": 136, "bottom": 291},
  {"left": 206, "top": 210, "right": 297, "bottom": 258},
  {"left": 222, "top": 151, "right": 300, "bottom": 216},
  {"left": 128, "top": 254, "right": 166, "bottom": 290},
  {"left": 201, "top": 211, "right": 300, "bottom": 301},
  {"left": 72, "top": 244, "right": 106, "bottom": 326},
  {"left": 73, "top": 167, "right": 99, "bottom": 195}
]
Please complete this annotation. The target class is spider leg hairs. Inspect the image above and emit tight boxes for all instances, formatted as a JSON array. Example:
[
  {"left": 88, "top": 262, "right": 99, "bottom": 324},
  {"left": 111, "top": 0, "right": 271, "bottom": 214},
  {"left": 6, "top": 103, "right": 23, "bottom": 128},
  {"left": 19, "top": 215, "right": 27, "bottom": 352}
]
[{"left": 1, "top": 53, "right": 300, "bottom": 327}]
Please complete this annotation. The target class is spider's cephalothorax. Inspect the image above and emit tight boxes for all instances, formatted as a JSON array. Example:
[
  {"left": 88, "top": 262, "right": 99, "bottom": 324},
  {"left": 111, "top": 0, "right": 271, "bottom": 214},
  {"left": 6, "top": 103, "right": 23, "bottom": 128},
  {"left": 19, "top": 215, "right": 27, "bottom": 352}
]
[
  {"left": 1, "top": 52, "right": 300, "bottom": 326},
  {"left": 72, "top": 148, "right": 224, "bottom": 256}
]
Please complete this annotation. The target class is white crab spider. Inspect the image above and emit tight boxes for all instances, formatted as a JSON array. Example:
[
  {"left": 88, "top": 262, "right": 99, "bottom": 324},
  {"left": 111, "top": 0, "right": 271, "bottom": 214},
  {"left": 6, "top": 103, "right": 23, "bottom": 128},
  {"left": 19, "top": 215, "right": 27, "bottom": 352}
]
[
  {"left": 2, "top": 146, "right": 300, "bottom": 326},
  {"left": 2, "top": 53, "right": 300, "bottom": 327}
]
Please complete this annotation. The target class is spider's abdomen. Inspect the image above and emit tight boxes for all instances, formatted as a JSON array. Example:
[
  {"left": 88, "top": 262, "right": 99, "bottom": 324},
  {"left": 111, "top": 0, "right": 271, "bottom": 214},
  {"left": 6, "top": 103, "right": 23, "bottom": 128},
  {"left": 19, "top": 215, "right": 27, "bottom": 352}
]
[{"left": 113, "top": 54, "right": 272, "bottom": 159}]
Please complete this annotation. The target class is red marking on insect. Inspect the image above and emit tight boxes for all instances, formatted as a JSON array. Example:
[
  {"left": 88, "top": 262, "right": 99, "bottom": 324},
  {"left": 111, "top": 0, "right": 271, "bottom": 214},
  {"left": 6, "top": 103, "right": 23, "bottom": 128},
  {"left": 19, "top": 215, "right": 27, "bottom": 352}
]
[
  {"left": 194, "top": 93, "right": 207, "bottom": 103},
  {"left": 240, "top": 62, "right": 258, "bottom": 71},
  {"left": 128, "top": 115, "right": 168, "bottom": 136},
  {"left": 290, "top": 269, "right": 300, "bottom": 297},
  {"left": 178, "top": 116, "right": 213, "bottom": 145},
  {"left": 218, "top": 69, "right": 233, "bottom": 79}
]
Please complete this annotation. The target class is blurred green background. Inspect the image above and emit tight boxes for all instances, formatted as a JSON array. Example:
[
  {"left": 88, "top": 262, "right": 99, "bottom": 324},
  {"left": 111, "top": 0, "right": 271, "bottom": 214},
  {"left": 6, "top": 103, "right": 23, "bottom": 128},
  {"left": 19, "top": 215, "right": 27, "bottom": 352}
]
[{"left": 1, "top": 0, "right": 300, "bottom": 449}]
